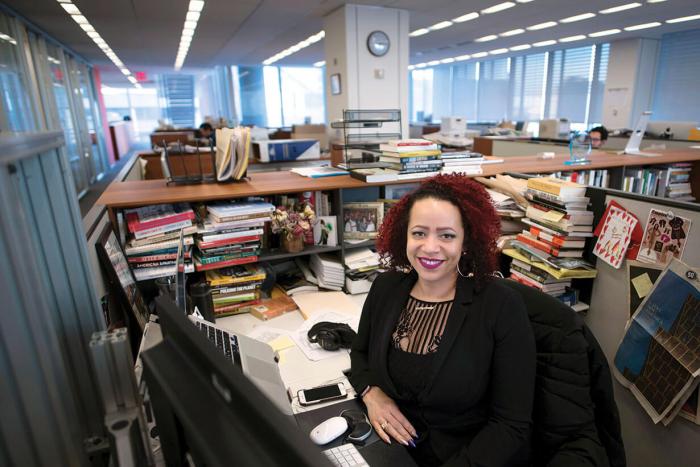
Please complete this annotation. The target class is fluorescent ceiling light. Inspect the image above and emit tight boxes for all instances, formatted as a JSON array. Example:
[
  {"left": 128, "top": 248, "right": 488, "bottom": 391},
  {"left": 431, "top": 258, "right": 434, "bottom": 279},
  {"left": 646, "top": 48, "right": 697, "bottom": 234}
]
[
  {"left": 262, "top": 30, "right": 325, "bottom": 65},
  {"left": 429, "top": 21, "right": 453, "bottom": 30},
  {"left": 455, "top": 54, "right": 471, "bottom": 61},
  {"left": 489, "top": 48, "right": 509, "bottom": 54},
  {"left": 415, "top": 63, "right": 427, "bottom": 68},
  {"left": 624, "top": 22, "right": 661, "bottom": 30},
  {"left": 120, "top": 68, "right": 130, "bottom": 76},
  {"left": 427, "top": 60, "right": 440, "bottom": 66},
  {"left": 666, "top": 14, "right": 700, "bottom": 23},
  {"left": 516, "top": 0, "right": 535, "bottom": 3},
  {"left": 527, "top": 21, "right": 557, "bottom": 30},
  {"left": 60, "top": 3, "right": 80, "bottom": 15},
  {"left": 409, "top": 28, "right": 430, "bottom": 37},
  {"left": 560, "top": 12, "right": 596, "bottom": 23},
  {"left": 533, "top": 39, "right": 557, "bottom": 47},
  {"left": 440, "top": 58, "right": 455, "bottom": 63},
  {"left": 453, "top": 12, "right": 479, "bottom": 23},
  {"left": 186, "top": 12, "right": 200, "bottom": 21},
  {"left": 589, "top": 29, "right": 621, "bottom": 37},
  {"left": 184, "top": 20, "right": 197, "bottom": 30},
  {"left": 600, "top": 3, "right": 641, "bottom": 14},
  {"left": 646, "top": 0, "right": 666, "bottom": 2},
  {"left": 175, "top": 2, "right": 205, "bottom": 70},
  {"left": 475, "top": 34, "right": 498, "bottom": 42},
  {"left": 407, "top": 65, "right": 415, "bottom": 70},
  {"left": 313, "top": 60, "right": 325, "bottom": 67},
  {"left": 71, "top": 14, "right": 88, "bottom": 24},
  {"left": 189, "top": 1, "right": 205, "bottom": 12},
  {"left": 80, "top": 23, "right": 95, "bottom": 33},
  {"left": 510, "top": 44, "right": 531, "bottom": 51},
  {"left": 559, "top": 35, "right": 586, "bottom": 42},
  {"left": 500, "top": 28, "right": 524, "bottom": 37},
  {"left": 481, "top": 2, "right": 516, "bottom": 14},
  {"left": 472, "top": 51, "right": 488, "bottom": 58}
]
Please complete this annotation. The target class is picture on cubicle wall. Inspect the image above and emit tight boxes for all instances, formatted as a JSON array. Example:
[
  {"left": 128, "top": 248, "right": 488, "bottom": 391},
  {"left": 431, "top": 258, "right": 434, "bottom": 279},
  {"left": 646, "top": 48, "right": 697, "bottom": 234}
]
[
  {"left": 343, "top": 202, "right": 383, "bottom": 240},
  {"left": 638, "top": 209, "right": 692, "bottom": 266}
]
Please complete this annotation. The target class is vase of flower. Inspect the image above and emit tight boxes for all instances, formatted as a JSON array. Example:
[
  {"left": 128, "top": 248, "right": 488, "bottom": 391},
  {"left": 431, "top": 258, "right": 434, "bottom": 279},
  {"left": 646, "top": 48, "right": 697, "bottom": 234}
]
[{"left": 281, "top": 234, "right": 305, "bottom": 253}]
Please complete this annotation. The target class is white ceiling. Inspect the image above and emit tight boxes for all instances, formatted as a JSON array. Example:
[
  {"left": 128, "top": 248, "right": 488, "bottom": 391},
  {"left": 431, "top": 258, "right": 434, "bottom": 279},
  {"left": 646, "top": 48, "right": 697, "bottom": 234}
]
[{"left": 5, "top": 0, "right": 700, "bottom": 84}]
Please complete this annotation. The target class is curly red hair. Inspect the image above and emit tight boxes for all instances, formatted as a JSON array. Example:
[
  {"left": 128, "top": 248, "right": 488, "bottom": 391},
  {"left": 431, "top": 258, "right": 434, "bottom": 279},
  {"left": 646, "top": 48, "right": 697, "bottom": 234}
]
[{"left": 376, "top": 174, "right": 500, "bottom": 289}]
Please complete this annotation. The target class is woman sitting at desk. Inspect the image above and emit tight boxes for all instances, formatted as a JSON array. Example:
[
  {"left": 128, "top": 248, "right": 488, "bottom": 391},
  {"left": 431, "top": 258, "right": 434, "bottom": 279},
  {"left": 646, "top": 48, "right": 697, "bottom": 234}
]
[{"left": 349, "top": 174, "right": 535, "bottom": 467}]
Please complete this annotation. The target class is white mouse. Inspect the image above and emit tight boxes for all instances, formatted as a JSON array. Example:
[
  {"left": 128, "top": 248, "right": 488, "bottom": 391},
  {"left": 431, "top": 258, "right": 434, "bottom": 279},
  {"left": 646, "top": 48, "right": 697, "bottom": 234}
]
[{"left": 309, "top": 416, "right": 348, "bottom": 445}]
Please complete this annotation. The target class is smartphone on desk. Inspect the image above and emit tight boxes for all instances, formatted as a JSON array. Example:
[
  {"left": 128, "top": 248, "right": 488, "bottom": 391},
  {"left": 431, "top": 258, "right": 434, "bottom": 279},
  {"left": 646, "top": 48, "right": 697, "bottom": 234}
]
[{"left": 298, "top": 382, "right": 347, "bottom": 406}]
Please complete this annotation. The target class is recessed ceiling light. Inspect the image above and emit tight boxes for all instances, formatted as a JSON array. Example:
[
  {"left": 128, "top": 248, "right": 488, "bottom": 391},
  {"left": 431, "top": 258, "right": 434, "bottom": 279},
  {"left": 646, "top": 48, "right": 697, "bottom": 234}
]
[
  {"left": 489, "top": 48, "right": 509, "bottom": 54},
  {"left": 440, "top": 58, "right": 456, "bottom": 63},
  {"left": 559, "top": 35, "right": 586, "bottom": 42},
  {"left": 475, "top": 34, "right": 498, "bottom": 42},
  {"left": 472, "top": 51, "right": 488, "bottom": 58},
  {"left": 186, "top": 11, "right": 200, "bottom": 22},
  {"left": 533, "top": 39, "right": 557, "bottom": 47},
  {"left": 79, "top": 23, "right": 95, "bottom": 33},
  {"left": 481, "top": 2, "right": 516, "bottom": 14},
  {"left": 666, "top": 14, "right": 700, "bottom": 23},
  {"left": 560, "top": 12, "right": 596, "bottom": 23},
  {"left": 71, "top": 14, "right": 88, "bottom": 24},
  {"left": 415, "top": 63, "right": 427, "bottom": 68},
  {"left": 313, "top": 60, "right": 325, "bottom": 67},
  {"left": 60, "top": 3, "right": 80, "bottom": 15},
  {"left": 262, "top": 30, "right": 325, "bottom": 65},
  {"left": 409, "top": 28, "right": 430, "bottom": 37},
  {"left": 429, "top": 21, "right": 453, "bottom": 30},
  {"left": 500, "top": 28, "right": 525, "bottom": 37},
  {"left": 526, "top": 21, "right": 557, "bottom": 30},
  {"left": 516, "top": 0, "right": 535, "bottom": 3},
  {"left": 510, "top": 44, "right": 531, "bottom": 51},
  {"left": 455, "top": 54, "right": 471, "bottom": 61},
  {"left": 427, "top": 60, "right": 441, "bottom": 66},
  {"left": 646, "top": 0, "right": 667, "bottom": 3},
  {"left": 589, "top": 29, "right": 621, "bottom": 37},
  {"left": 189, "top": 1, "right": 205, "bottom": 12},
  {"left": 600, "top": 3, "right": 642, "bottom": 14},
  {"left": 624, "top": 22, "right": 661, "bottom": 30},
  {"left": 452, "top": 12, "right": 479, "bottom": 23}
]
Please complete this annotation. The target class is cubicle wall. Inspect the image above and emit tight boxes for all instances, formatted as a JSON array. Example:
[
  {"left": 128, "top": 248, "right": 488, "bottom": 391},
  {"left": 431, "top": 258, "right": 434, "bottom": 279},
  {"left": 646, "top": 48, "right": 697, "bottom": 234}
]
[{"left": 585, "top": 189, "right": 700, "bottom": 467}]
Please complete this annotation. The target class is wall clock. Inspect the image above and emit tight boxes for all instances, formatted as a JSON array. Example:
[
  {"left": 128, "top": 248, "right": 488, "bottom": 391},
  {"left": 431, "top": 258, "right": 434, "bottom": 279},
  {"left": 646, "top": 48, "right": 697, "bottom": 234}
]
[{"left": 367, "top": 30, "right": 390, "bottom": 57}]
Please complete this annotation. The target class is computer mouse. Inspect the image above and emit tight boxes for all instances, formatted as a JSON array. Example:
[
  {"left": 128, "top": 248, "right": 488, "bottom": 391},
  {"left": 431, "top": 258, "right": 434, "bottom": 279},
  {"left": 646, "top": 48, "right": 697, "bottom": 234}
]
[{"left": 309, "top": 416, "right": 348, "bottom": 445}]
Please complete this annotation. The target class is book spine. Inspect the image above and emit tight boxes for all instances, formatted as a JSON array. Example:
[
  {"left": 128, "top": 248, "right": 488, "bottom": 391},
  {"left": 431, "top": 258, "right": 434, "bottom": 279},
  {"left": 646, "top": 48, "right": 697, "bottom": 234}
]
[
  {"left": 132, "top": 220, "right": 194, "bottom": 239},
  {"left": 200, "top": 228, "right": 264, "bottom": 242},
  {"left": 527, "top": 178, "right": 563, "bottom": 196},
  {"left": 128, "top": 252, "right": 191, "bottom": 263},
  {"left": 129, "top": 211, "right": 195, "bottom": 233},
  {"left": 196, "top": 251, "right": 257, "bottom": 265},
  {"left": 197, "top": 235, "right": 262, "bottom": 249},
  {"left": 195, "top": 255, "right": 259, "bottom": 271}
]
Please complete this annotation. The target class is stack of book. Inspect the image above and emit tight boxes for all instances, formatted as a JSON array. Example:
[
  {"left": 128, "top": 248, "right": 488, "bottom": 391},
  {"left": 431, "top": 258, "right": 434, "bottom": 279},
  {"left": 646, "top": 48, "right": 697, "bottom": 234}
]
[
  {"left": 379, "top": 139, "right": 443, "bottom": 180},
  {"left": 440, "top": 151, "right": 484, "bottom": 175},
  {"left": 662, "top": 163, "right": 694, "bottom": 202},
  {"left": 309, "top": 254, "right": 345, "bottom": 290},
  {"left": 205, "top": 264, "right": 267, "bottom": 317},
  {"left": 194, "top": 200, "right": 275, "bottom": 271},
  {"left": 123, "top": 203, "right": 197, "bottom": 281},
  {"left": 344, "top": 248, "right": 381, "bottom": 294},
  {"left": 505, "top": 177, "right": 597, "bottom": 311}
]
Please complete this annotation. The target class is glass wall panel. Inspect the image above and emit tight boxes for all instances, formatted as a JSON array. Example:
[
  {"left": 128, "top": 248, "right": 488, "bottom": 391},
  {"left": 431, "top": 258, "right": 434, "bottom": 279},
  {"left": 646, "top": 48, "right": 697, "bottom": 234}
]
[
  {"left": 510, "top": 53, "right": 546, "bottom": 122},
  {"left": 546, "top": 46, "right": 594, "bottom": 124},
  {"left": 451, "top": 62, "right": 478, "bottom": 121},
  {"left": 0, "top": 13, "right": 36, "bottom": 131},
  {"left": 410, "top": 68, "right": 433, "bottom": 122},
  {"left": 652, "top": 29, "right": 700, "bottom": 122},
  {"left": 279, "top": 66, "right": 325, "bottom": 125}
]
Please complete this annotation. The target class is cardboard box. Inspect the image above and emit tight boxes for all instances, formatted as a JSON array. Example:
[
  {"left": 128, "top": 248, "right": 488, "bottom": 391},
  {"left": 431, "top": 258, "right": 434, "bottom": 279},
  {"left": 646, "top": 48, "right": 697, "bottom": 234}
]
[{"left": 292, "top": 124, "right": 328, "bottom": 151}]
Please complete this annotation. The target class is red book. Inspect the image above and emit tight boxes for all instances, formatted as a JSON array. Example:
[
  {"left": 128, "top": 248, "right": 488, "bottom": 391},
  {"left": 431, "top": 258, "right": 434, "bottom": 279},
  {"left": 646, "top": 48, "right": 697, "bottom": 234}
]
[
  {"left": 516, "top": 233, "right": 583, "bottom": 258},
  {"left": 126, "top": 204, "right": 195, "bottom": 232},
  {"left": 196, "top": 235, "right": 262, "bottom": 250},
  {"left": 194, "top": 255, "right": 259, "bottom": 272},
  {"left": 529, "top": 226, "right": 586, "bottom": 249},
  {"left": 127, "top": 251, "right": 192, "bottom": 263}
]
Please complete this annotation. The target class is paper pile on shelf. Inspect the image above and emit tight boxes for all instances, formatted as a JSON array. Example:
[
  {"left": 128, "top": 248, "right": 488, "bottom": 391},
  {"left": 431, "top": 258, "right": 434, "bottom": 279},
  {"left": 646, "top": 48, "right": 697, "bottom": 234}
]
[
  {"left": 344, "top": 248, "right": 382, "bottom": 295},
  {"left": 440, "top": 151, "right": 484, "bottom": 175},
  {"left": 309, "top": 254, "right": 344, "bottom": 290}
]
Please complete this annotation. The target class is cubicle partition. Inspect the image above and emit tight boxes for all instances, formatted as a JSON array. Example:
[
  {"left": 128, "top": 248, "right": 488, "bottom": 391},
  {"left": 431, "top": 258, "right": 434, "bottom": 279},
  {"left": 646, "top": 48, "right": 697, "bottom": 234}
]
[{"left": 585, "top": 188, "right": 700, "bottom": 467}]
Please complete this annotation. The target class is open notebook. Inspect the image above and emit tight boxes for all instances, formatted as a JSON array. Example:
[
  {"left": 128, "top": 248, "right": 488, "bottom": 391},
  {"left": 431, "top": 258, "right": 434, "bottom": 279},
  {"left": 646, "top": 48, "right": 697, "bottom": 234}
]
[{"left": 215, "top": 127, "right": 251, "bottom": 181}]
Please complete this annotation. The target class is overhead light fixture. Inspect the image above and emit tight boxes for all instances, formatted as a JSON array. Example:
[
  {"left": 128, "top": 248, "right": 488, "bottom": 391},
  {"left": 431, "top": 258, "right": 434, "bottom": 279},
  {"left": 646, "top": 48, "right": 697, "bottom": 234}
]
[
  {"left": 533, "top": 39, "right": 557, "bottom": 47},
  {"left": 427, "top": 60, "right": 441, "bottom": 66},
  {"left": 500, "top": 28, "right": 525, "bottom": 37},
  {"left": 174, "top": 0, "right": 206, "bottom": 70},
  {"left": 624, "top": 22, "right": 661, "bottom": 30},
  {"left": 559, "top": 35, "right": 586, "bottom": 42},
  {"left": 646, "top": 0, "right": 667, "bottom": 3},
  {"left": 440, "top": 58, "right": 456, "bottom": 63},
  {"left": 526, "top": 21, "right": 557, "bottom": 30},
  {"left": 409, "top": 28, "right": 430, "bottom": 37},
  {"left": 429, "top": 21, "right": 453, "bottom": 30},
  {"left": 189, "top": 0, "right": 205, "bottom": 12},
  {"left": 600, "top": 3, "right": 642, "bottom": 14},
  {"left": 510, "top": 44, "right": 532, "bottom": 51},
  {"left": 489, "top": 48, "right": 509, "bottom": 54},
  {"left": 186, "top": 11, "right": 200, "bottom": 21},
  {"left": 262, "top": 30, "right": 325, "bottom": 65},
  {"left": 559, "top": 12, "right": 596, "bottom": 23},
  {"left": 313, "top": 60, "right": 325, "bottom": 67},
  {"left": 452, "top": 12, "right": 479, "bottom": 23},
  {"left": 455, "top": 54, "right": 471, "bottom": 61},
  {"left": 666, "top": 14, "right": 700, "bottom": 23},
  {"left": 57, "top": 1, "right": 137, "bottom": 87},
  {"left": 589, "top": 29, "right": 621, "bottom": 37},
  {"left": 415, "top": 63, "right": 427, "bottom": 68},
  {"left": 407, "top": 65, "right": 415, "bottom": 70},
  {"left": 516, "top": 0, "right": 535, "bottom": 3},
  {"left": 481, "top": 2, "right": 516, "bottom": 14},
  {"left": 475, "top": 34, "right": 498, "bottom": 42},
  {"left": 472, "top": 51, "right": 489, "bottom": 58}
]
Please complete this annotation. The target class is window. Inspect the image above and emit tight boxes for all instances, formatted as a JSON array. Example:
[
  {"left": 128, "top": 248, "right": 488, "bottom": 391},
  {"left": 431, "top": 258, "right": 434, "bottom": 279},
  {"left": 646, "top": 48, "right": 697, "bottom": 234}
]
[
  {"left": 0, "top": 13, "right": 36, "bottom": 131},
  {"left": 510, "top": 53, "right": 546, "bottom": 122},
  {"left": 477, "top": 58, "right": 509, "bottom": 122},
  {"left": 545, "top": 46, "right": 594, "bottom": 124},
  {"left": 652, "top": 29, "right": 700, "bottom": 122},
  {"left": 103, "top": 86, "right": 160, "bottom": 143},
  {"left": 587, "top": 43, "right": 609, "bottom": 126},
  {"left": 280, "top": 67, "right": 325, "bottom": 125},
  {"left": 410, "top": 68, "right": 433, "bottom": 122},
  {"left": 451, "top": 62, "right": 478, "bottom": 121},
  {"left": 158, "top": 74, "right": 195, "bottom": 128}
]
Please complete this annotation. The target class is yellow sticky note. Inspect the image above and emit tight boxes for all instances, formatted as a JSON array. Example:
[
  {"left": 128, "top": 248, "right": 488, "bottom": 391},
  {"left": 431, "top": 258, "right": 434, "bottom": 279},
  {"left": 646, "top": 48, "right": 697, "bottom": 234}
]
[
  {"left": 542, "top": 210, "right": 566, "bottom": 222},
  {"left": 268, "top": 335, "right": 295, "bottom": 353},
  {"left": 632, "top": 273, "right": 654, "bottom": 299}
]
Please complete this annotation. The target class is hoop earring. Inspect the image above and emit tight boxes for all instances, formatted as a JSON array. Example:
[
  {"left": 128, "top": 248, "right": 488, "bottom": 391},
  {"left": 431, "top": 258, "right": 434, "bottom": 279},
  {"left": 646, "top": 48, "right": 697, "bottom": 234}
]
[{"left": 457, "top": 252, "right": 468, "bottom": 278}]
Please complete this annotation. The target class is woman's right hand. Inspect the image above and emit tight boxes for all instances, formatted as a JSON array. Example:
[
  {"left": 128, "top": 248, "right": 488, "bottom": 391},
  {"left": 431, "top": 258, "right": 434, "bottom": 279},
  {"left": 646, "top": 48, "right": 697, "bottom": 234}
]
[{"left": 362, "top": 386, "right": 417, "bottom": 446}]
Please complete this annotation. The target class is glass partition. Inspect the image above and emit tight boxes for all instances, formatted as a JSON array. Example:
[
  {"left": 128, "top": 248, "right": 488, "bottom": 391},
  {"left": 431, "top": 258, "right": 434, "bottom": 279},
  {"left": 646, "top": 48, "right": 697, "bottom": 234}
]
[{"left": 0, "top": 13, "right": 36, "bottom": 131}]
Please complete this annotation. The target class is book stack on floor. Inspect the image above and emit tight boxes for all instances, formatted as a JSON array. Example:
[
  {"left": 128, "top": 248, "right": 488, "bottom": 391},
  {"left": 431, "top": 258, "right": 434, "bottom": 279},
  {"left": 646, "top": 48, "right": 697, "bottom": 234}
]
[
  {"left": 505, "top": 177, "right": 597, "bottom": 312},
  {"left": 440, "top": 151, "right": 484, "bottom": 175},
  {"left": 123, "top": 203, "right": 197, "bottom": 281},
  {"left": 194, "top": 200, "right": 275, "bottom": 271},
  {"left": 344, "top": 248, "right": 381, "bottom": 294},
  {"left": 309, "top": 254, "right": 345, "bottom": 290},
  {"left": 205, "top": 264, "right": 267, "bottom": 317},
  {"left": 379, "top": 139, "right": 443, "bottom": 180}
]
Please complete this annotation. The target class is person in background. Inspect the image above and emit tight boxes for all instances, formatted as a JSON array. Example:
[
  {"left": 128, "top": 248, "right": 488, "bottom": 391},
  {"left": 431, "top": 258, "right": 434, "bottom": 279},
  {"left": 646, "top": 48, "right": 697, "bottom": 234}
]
[
  {"left": 588, "top": 125, "right": 609, "bottom": 149},
  {"left": 198, "top": 122, "right": 215, "bottom": 145},
  {"left": 350, "top": 174, "right": 536, "bottom": 467}
]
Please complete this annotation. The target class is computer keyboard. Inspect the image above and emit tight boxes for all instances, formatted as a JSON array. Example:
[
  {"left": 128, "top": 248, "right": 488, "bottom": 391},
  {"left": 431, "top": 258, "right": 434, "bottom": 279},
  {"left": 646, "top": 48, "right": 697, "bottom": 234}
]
[{"left": 322, "top": 443, "right": 369, "bottom": 467}]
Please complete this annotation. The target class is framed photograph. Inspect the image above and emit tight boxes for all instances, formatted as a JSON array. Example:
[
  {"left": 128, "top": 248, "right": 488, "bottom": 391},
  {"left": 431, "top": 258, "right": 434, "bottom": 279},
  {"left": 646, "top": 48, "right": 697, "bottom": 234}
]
[
  {"left": 343, "top": 202, "right": 384, "bottom": 240},
  {"left": 96, "top": 223, "right": 149, "bottom": 334},
  {"left": 330, "top": 73, "right": 341, "bottom": 95},
  {"left": 384, "top": 182, "right": 419, "bottom": 200},
  {"left": 314, "top": 216, "right": 338, "bottom": 247}
]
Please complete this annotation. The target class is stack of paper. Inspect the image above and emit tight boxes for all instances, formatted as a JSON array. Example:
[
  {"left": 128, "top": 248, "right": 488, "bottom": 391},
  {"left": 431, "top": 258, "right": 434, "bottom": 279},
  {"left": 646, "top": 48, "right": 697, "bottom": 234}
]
[
  {"left": 344, "top": 248, "right": 382, "bottom": 295},
  {"left": 309, "top": 254, "right": 344, "bottom": 290}
]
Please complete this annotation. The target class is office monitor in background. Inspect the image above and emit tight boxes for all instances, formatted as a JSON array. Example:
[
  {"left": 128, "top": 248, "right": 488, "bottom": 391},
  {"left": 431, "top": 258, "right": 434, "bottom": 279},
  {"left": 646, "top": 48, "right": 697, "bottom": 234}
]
[
  {"left": 141, "top": 296, "right": 329, "bottom": 467},
  {"left": 623, "top": 111, "right": 659, "bottom": 157},
  {"left": 646, "top": 120, "right": 699, "bottom": 140}
]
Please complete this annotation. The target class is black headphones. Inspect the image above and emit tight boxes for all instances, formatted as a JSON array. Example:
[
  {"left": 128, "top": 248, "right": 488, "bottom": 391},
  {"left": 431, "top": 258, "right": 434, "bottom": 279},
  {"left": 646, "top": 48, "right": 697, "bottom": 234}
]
[{"left": 307, "top": 322, "right": 357, "bottom": 351}]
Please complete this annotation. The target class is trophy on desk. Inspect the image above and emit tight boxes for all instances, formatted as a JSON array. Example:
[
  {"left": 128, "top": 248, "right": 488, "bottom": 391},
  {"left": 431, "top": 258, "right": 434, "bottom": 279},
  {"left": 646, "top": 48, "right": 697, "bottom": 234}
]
[{"left": 565, "top": 131, "right": 592, "bottom": 166}]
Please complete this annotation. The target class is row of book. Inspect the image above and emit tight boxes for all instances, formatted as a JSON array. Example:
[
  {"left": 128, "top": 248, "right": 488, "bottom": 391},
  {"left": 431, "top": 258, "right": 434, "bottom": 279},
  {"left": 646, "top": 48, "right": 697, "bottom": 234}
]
[
  {"left": 621, "top": 164, "right": 694, "bottom": 201},
  {"left": 557, "top": 169, "right": 610, "bottom": 188}
]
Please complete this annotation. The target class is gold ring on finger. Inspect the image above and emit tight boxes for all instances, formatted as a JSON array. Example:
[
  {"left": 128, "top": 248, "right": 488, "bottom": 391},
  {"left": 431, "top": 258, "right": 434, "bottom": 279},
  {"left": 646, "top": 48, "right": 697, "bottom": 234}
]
[{"left": 380, "top": 421, "right": 389, "bottom": 430}]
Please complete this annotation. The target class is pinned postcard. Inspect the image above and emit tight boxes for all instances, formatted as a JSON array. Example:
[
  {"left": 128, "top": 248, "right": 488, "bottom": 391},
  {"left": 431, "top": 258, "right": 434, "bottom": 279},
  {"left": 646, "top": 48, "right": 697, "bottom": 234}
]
[
  {"left": 637, "top": 209, "right": 691, "bottom": 265},
  {"left": 594, "top": 205, "right": 638, "bottom": 269}
]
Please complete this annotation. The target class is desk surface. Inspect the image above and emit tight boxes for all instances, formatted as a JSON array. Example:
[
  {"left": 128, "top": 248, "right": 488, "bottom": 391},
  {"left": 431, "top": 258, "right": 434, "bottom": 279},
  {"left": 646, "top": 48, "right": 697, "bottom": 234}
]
[{"left": 97, "top": 148, "right": 700, "bottom": 209}]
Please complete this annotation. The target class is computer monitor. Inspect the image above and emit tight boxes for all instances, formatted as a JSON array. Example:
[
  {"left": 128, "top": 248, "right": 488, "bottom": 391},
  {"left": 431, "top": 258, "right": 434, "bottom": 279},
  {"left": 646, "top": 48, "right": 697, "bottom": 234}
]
[{"left": 142, "top": 296, "right": 329, "bottom": 466}]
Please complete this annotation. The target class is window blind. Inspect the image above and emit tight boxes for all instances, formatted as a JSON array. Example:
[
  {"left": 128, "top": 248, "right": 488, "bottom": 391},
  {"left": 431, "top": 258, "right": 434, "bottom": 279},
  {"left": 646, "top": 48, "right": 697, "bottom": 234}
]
[
  {"left": 652, "top": 29, "right": 700, "bottom": 122},
  {"left": 510, "top": 53, "right": 546, "bottom": 122},
  {"left": 452, "top": 62, "right": 478, "bottom": 121},
  {"left": 477, "top": 58, "right": 509, "bottom": 122},
  {"left": 587, "top": 43, "right": 610, "bottom": 126},
  {"left": 546, "top": 46, "right": 594, "bottom": 123},
  {"left": 159, "top": 74, "right": 195, "bottom": 127}
]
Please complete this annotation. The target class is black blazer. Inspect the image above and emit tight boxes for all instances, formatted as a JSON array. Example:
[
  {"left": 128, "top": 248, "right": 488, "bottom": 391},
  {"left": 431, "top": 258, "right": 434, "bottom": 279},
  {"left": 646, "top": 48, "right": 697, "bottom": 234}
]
[{"left": 350, "top": 271, "right": 536, "bottom": 467}]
